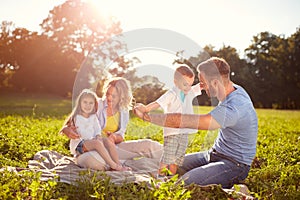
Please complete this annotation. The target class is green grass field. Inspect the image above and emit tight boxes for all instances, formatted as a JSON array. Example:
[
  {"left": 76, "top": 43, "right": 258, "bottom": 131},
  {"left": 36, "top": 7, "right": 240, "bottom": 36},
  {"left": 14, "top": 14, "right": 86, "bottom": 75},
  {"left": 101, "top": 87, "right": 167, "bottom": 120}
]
[{"left": 0, "top": 93, "right": 299, "bottom": 199}]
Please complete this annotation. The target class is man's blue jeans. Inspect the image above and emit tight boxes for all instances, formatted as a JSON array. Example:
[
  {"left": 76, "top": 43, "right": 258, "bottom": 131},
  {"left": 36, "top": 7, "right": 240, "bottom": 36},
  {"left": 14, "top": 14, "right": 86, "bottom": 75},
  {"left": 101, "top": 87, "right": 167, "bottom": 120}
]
[{"left": 178, "top": 149, "right": 250, "bottom": 188}]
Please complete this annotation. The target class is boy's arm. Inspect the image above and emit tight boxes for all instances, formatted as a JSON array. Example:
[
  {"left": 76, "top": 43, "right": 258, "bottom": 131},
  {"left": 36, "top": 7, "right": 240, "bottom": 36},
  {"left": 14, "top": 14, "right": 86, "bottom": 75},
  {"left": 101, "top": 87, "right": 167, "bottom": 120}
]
[
  {"left": 135, "top": 102, "right": 161, "bottom": 113},
  {"left": 145, "top": 102, "right": 161, "bottom": 112}
]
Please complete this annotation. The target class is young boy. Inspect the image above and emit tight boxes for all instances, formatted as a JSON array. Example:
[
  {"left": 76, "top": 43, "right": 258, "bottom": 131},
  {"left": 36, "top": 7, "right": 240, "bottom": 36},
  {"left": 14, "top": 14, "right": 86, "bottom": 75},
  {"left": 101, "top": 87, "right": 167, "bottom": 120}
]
[{"left": 137, "top": 65, "right": 202, "bottom": 176}]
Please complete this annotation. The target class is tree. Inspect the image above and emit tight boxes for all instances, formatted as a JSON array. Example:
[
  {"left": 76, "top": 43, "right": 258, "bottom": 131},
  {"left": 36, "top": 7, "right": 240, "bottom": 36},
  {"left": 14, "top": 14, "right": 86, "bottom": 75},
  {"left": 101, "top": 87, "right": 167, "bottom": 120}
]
[
  {"left": 204, "top": 45, "right": 249, "bottom": 86},
  {"left": 132, "top": 76, "right": 166, "bottom": 105},
  {"left": 245, "top": 32, "right": 290, "bottom": 108},
  {"left": 0, "top": 21, "right": 19, "bottom": 88},
  {"left": 0, "top": 0, "right": 124, "bottom": 96},
  {"left": 39, "top": 0, "right": 128, "bottom": 97},
  {"left": 176, "top": 46, "right": 249, "bottom": 106},
  {"left": 7, "top": 31, "right": 80, "bottom": 95},
  {"left": 286, "top": 27, "right": 300, "bottom": 108},
  {"left": 40, "top": 0, "right": 122, "bottom": 57}
]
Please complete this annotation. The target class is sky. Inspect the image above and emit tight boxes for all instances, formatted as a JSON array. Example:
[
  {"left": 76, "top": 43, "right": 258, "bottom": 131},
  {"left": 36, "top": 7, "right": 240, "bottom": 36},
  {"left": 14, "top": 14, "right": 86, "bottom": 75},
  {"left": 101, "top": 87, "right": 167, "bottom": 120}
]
[
  {"left": 1, "top": 0, "right": 300, "bottom": 87},
  {"left": 1, "top": 0, "right": 299, "bottom": 53}
]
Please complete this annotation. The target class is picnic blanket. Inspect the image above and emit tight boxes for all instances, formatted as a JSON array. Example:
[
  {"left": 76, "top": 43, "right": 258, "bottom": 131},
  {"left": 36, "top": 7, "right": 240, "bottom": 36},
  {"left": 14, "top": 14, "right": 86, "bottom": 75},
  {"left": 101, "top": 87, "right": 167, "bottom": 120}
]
[
  {"left": 2, "top": 150, "right": 254, "bottom": 199},
  {"left": 25, "top": 150, "right": 160, "bottom": 185}
]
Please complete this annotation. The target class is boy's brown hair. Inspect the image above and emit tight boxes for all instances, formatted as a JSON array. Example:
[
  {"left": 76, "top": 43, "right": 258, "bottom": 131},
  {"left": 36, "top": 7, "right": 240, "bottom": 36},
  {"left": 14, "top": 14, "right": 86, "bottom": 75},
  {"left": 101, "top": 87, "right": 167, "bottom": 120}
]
[{"left": 174, "top": 65, "right": 195, "bottom": 79}]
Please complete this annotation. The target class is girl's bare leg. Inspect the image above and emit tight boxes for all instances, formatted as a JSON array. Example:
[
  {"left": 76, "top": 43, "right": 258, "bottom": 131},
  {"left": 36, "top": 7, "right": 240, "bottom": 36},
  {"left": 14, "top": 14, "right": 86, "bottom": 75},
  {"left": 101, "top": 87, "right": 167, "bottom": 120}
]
[
  {"left": 83, "top": 139, "right": 119, "bottom": 170},
  {"left": 103, "top": 138, "right": 132, "bottom": 170},
  {"left": 103, "top": 137, "right": 120, "bottom": 165}
]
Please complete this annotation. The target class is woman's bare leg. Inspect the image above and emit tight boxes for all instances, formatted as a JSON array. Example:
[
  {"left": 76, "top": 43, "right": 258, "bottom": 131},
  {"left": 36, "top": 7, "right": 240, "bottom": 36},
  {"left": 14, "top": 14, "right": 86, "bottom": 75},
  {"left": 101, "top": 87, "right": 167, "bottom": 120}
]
[{"left": 116, "top": 139, "right": 163, "bottom": 160}]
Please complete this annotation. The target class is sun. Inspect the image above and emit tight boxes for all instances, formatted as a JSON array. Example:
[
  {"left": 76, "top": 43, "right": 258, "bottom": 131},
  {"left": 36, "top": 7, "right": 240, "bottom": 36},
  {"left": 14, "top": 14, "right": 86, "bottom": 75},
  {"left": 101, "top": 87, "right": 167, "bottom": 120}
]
[{"left": 85, "top": 0, "right": 119, "bottom": 19}]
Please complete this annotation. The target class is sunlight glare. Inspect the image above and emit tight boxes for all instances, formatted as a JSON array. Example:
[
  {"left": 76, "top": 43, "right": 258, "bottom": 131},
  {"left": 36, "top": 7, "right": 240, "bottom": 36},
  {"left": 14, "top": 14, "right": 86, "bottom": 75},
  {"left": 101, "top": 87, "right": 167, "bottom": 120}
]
[{"left": 86, "top": 0, "right": 118, "bottom": 19}]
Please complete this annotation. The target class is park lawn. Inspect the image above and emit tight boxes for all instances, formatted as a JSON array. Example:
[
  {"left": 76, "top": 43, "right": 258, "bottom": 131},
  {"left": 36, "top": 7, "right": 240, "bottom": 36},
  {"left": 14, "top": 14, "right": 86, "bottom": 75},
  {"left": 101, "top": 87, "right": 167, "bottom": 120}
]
[
  {"left": 0, "top": 92, "right": 72, "bottom": 117},
  {"left": 0, "top": 93, "right": 299, "bottom": 199}
]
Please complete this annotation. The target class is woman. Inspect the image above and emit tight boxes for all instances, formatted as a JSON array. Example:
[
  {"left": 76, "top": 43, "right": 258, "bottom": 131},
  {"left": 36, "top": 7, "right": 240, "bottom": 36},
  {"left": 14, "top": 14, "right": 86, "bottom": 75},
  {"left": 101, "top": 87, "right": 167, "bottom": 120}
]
[{"left": 61, "top": 77, "right": 163, "bottom": 170}]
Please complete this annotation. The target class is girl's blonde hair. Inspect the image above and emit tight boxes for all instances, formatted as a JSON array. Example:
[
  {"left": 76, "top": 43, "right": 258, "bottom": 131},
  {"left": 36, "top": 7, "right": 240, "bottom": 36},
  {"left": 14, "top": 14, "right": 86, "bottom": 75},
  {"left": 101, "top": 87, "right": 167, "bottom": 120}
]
[
  {"left": 63, "top": 89, "right": 98, "bottom": 127},
  {"left": 102, "top": 77, "right": 132, "bottom": 110}
]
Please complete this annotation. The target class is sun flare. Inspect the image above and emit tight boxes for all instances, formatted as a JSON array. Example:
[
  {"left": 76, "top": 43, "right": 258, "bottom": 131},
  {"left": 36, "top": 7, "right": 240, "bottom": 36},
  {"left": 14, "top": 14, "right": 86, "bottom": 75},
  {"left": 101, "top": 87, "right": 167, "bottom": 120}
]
[{"left": 86, "top": 0, "right": 118, "bottom": 18}]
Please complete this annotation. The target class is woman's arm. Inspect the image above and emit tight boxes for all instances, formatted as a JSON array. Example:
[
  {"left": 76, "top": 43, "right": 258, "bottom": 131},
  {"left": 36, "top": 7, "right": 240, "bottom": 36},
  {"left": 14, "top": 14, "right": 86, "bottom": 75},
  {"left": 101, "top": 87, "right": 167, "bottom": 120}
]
[
  {"left": 60, "top": 125, "right": 80, "bottom": 139},
  {"left": 59, "top": 115, "right": 80, "bottom": 139},
  {"left": 107, "top": 132, "right": 124, "bottom": 144}
]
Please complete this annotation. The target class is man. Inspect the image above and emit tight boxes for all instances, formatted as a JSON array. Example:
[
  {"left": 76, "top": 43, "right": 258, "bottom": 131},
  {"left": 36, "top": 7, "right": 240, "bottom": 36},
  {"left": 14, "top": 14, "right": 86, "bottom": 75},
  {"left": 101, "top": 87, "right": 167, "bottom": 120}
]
[{"left": 134, "top": 57, "right": 258, "bottom": 188}]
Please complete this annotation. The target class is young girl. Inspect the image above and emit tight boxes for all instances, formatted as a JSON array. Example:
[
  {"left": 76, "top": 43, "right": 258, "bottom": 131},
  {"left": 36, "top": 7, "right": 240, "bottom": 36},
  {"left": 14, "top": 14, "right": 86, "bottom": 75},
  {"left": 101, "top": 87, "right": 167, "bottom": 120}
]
[{"left": 61, "top": 89, "right": 130, "bottom": 171}]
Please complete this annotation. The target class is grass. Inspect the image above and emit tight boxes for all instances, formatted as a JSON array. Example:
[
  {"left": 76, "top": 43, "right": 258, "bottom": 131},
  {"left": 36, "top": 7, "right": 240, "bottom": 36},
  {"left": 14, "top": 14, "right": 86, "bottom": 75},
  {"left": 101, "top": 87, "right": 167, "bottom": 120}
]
[
  {"left": 0, "top": 92, "right": 72, "bottom": 117},
  {"left": 0, "top": 93, "right": 299, "bottom": 199}
]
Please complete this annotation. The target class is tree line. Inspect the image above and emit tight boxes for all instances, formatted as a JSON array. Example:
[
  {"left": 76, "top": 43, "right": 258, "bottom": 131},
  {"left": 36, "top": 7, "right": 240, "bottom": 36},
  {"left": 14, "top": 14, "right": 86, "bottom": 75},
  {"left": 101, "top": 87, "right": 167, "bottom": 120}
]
[{"left": 0, "top": 0, "right": 299, "bottom": 109}]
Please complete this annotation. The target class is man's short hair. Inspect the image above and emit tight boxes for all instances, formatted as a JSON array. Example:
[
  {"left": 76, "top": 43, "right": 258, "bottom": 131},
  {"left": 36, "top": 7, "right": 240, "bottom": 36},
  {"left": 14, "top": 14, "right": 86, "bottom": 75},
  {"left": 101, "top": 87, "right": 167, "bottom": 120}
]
[{"left": 197, "top": 57, "right": 230, "bottom": 79}]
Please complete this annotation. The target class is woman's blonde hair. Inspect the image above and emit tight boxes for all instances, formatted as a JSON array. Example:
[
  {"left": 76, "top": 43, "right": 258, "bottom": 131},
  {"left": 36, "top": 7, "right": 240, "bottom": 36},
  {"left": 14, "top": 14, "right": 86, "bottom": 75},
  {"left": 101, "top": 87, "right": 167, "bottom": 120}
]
[{"left": 102, "top": 77, "right": 132, "bottom": 110}]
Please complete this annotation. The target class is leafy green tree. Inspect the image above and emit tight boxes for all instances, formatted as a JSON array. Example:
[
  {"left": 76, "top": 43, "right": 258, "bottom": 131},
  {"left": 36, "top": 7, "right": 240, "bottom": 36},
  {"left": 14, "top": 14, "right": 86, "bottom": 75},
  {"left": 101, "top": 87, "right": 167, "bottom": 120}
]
[
  {"left": 0, "top": 21, "right": 19, "bottom": 88},
  {"left": 245, "top": 32, "right": 291, "bottom": 108},
  {"left": 6, "top": 29, "right": 80, "bottom": 95},
  {"left": 286, "top": 27, "right": 300, "bottom": 108},
  {"left": 132, "top": 76, "right": 166, "bottom": 105},
  {"left": 176, "top": 46, "right": 249, "bottom": 106},
  {"left": 204, "top": 45, "right": 249, "bottom": 87}
]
